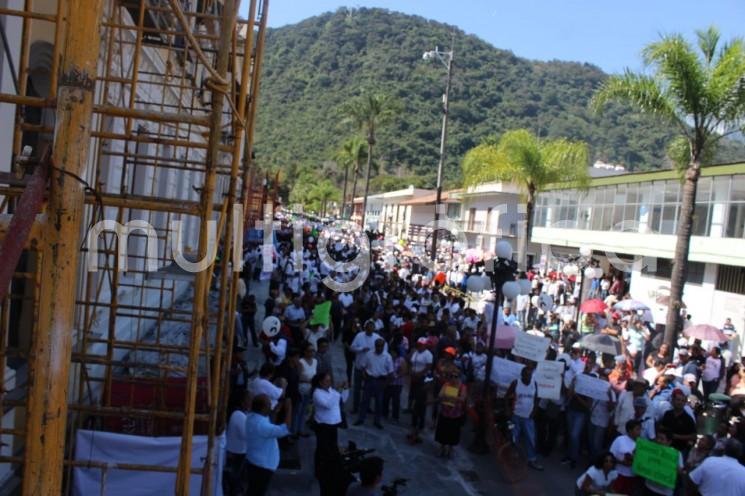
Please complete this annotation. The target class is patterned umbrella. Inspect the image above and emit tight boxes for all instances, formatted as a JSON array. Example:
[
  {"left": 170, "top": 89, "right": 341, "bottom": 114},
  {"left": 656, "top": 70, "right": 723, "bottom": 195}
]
[
  {"left": 580, "top": 298, "right": 607, "bottom": 314},
  {"left": 613, "top": 299, "right": 650, "bottom": 312},
  {"left": 684, "top": 324, "right": 727, "bottom": 342}
]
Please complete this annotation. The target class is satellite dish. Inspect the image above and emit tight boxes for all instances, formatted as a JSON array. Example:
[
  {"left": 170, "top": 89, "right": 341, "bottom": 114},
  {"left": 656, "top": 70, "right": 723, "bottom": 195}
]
[{"left": 262, "top": 316, "right": 281, "bottom": 338}]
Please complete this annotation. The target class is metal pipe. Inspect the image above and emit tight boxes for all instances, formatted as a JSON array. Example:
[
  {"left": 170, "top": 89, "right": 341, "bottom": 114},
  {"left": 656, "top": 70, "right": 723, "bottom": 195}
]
[{"left": 21, "top": 0, "right": 106, "bottom": 490}]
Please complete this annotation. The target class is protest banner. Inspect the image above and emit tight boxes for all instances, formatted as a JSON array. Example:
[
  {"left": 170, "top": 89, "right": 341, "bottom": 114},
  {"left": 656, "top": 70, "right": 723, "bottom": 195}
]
[
  {"left": 535, "top": 361, "right": 564, "bottom": 400},
  {"left": 632, "top": 438, "right": 679, "bottom": 489},
  {"left": 512, "top": 331, "right": 550, "bottom": 362},
  {"left": 309, "top": 301, "right": 331, "bottom": 327},
  {"left": 574, "top": 373, "right": 611, "bottom": 401},
  {"left": 490, "top": 357, "right": 524, "bottom": 386}
]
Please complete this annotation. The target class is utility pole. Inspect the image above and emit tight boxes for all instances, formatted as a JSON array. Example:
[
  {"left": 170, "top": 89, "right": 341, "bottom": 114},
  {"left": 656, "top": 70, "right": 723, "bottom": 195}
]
[{"left": 424, "top": 42, "right": 454, "bottom": 264}]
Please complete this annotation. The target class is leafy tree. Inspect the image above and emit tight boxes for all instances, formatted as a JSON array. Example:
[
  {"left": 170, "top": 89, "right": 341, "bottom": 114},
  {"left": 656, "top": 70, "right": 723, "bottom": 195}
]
[
  {"left": 335, "top": 136, "right": 366, "bottom": 217},
  {"left": 462, "top": 129, "right": 589, "bottom": 268},
  {"left": 341, "top": 91, "right": 398, "bottom": 226},
  {"left": 591, "top": 26, "right": 745, "bottom": 348},
  {"left": 289, "top": 176, "right": 340, "bottom": 216}
]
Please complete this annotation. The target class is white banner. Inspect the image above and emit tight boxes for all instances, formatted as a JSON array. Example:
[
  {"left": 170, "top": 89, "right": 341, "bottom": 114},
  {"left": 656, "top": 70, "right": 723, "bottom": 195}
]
[
  {"left": 512, "top": 331, "right": 550, "bottom": 362},
  {"left": 574, "top": 374, "right": 611, "bottom": 401},
  {"left": 490, "top": 356, "right": 525, "bottom": 386},
  {"left": 535, "top": 361, "right": 564, "bottom": 400},
  {"left": 73, "top": 429, "right": 224, "bottom": 496}
]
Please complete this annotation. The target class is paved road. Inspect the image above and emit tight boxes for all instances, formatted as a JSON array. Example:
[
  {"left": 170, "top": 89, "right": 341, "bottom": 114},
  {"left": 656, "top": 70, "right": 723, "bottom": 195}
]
[{"left": 243, "top": 279, "right": 581, "bottom": 495}]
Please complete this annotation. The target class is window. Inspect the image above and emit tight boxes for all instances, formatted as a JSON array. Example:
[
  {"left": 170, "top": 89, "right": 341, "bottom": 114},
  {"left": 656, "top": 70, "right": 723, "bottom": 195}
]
[
  {"left": 467, "top": 208, "right": 476, "bottom": 230},
  {"left": 716, "top": 264, "right": 745, "bottom": 295},
  {"left": 642, "top": 259, "right": 705, "bottom": 284},
  {"left": 485, "top": 207, "right": 493, "bottom": 232}
]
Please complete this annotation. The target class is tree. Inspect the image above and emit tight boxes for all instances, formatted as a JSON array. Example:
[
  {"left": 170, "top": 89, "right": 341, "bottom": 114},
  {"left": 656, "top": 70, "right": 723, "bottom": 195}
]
[
  {"left": 462, "top": 129, "right": 589, "bottom": 269},
  {"left": 591, "top": 26, "right": 745, "bottom": 349},
  {"left": 336, "top": 136, "right": 366, "bottom": 218},
  {"left": 289, "top": 176, "right": 340, "bottom": 217},
  {"left": 341, "top": 92, "right": 398, "bottom": 227}
]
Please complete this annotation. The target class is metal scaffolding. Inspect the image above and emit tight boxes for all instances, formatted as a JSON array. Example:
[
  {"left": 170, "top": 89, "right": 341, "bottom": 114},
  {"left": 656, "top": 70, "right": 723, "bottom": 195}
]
[{"left": 0, "top": 0, "right": 270, "bottom": 493}]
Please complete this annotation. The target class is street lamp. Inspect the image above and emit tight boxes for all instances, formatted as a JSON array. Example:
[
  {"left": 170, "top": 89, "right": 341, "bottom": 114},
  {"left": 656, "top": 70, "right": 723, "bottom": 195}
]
[
  {"left": 422, "top": 43, "right": 454, "bottom": 264},
  {"left": 468, "top": 240, "right": 530, "bottom": 454},
  {"left": 570, "top": 246, "right": 599, "bottom": 323}
]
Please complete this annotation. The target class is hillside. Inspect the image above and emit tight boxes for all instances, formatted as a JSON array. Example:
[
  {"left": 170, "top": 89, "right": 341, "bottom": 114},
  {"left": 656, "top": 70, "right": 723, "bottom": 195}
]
[{"left": 254, "top": 8, "right": 743, "bottom": 196}]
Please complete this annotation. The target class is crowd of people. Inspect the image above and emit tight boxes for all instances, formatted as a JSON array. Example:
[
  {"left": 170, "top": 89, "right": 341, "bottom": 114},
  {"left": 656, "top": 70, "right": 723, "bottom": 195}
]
[{"left": 222, "top": 218, "right": 745, "bottom": 496}]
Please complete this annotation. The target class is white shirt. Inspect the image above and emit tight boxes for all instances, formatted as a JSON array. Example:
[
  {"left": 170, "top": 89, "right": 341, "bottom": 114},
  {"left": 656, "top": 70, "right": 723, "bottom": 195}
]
[
  {"left": 350, "top": 332, "right": 385, "bottom": 369},
  {"left": 298, "top": 358, "right": 317, "bottom": 383},
  {"left": 313, "top": 387, "right": 349, "bottom": 425},
  {"left": 702, "top": 356, "right": 721, "bottom": 382},
  {"left": 513, "top": 378, "right": 537, "bottom": 418},
  {"left": 690, "top": 455, "right": 745, "bottom": 496},
  {"left": 362, "top": 351, "right": 394, "bottom": 378},
  {"left": 339, "top": 292, "right": 353, "bottom": 308},
  {"left": 576, "top": 466, "right": 618, "bottom": 491},
  {"left": 248, "top": 377, "right": 283, "bottom": 409},
  {"left": 590, "top": 389, "right": 616, "bottom": 428},
  {"left": 410, "top": 349, "right": 433, "bottom": 374},
  {"left": 470, "top": 352, "right": 487, "bottom": 381},
  {"left": 226, "top": 410, "right": 247, "bottom": 454},
  {"left": 610, "top": 434, "right": 637, "bottom": 477},
  {"left": 268, "top": 338, "right": 287, "bottom": 366},
  {"left": 284, "top": 305, "right": 306, "bottom": 323}
]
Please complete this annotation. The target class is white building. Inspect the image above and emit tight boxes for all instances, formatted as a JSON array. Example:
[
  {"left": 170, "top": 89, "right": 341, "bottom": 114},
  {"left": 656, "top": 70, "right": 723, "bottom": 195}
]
[
  {"left": 351, "top": 186, "right": 432, "bottom": 233},
  {"left": 531, "top": 163, "right": 745, "bottom": 338}
]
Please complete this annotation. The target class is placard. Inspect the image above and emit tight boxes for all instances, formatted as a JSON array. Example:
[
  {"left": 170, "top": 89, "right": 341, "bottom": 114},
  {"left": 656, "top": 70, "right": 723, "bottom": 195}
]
[
  {"left": 535, "top": 361, "right": 564, "bottom": 401},
  {"left": 632, "top": 438, "right": 679, "bottom": 489},
  {"left": 512, "top": 331, "right": 550, "bottom": 362},
  {"left": 489, "top": 357, "right": 524, "bottom": 386},
  {"left": 574, "top": 374, "right": 611, "bottom": 401}
]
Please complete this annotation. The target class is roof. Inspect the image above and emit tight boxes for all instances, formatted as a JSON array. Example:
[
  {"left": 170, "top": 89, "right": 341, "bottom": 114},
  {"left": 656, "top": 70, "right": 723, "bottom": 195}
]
[
  {"left": 399, "top": 189, "right": 462, "bottom": 206},
  {"left": 544, "top": 161, "right": 745, "bottom": 191}
]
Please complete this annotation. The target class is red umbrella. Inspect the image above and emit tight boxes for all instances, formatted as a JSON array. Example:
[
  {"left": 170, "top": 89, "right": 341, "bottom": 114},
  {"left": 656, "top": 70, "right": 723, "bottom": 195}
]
[
  {"left": 580, "top": 298, "right": 607, "bottom": 314},
  {"left": 684, "top": 324, "right": 727, "bottom": 342}
]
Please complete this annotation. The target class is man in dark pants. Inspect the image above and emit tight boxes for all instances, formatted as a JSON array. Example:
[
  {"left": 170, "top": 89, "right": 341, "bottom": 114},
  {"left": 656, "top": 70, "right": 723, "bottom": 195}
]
[
  {"left": 243, "top": 394, "right": 292, "bottom": 496},
  {"left": 354, "top": 339, "right": 393, "bottom": 429}
]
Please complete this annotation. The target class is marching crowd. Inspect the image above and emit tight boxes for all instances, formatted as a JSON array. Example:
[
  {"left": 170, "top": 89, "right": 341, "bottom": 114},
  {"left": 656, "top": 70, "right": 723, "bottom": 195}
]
[{"left": 222, "top": 220, "right": 745, "bottom": 496}]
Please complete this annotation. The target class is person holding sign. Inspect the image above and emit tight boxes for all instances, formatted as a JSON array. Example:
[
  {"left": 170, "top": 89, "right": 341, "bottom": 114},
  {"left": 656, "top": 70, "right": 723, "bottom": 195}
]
[
  {"left": 506, "top": 366, "right": 544, "bottom": 471},
  {"left": 564, "top": 361, "right": 594, "bottom": 468},
  {"left": 641, "top": 427, "right": 683, "bottom": 496},
  {"left": 610, "top": 419, "right": 642, "bottom": 495}
]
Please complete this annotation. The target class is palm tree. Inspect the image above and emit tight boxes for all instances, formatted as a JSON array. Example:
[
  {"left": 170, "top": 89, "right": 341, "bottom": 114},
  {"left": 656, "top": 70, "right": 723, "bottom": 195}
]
[
  {"left": 341, "top": 92, "right": 397, "bottom": 228},
  {"left": 336, "top": 136, "right": 366, "bottom": 218},
  {"left": 591, "top": 26, "right": 745, "bottom": 348},
  {"left": 462, "top": 129, "right": 589, "bottom": 269}
]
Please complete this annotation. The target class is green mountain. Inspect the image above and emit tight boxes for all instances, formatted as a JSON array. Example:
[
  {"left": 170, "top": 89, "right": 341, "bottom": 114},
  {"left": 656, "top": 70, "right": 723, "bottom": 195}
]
[{"left": 254, "top": 7, "right": 743, "bottom": 196}]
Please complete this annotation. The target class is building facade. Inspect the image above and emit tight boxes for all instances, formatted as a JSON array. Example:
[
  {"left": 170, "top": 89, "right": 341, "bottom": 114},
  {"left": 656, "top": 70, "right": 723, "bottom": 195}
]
[{"left": 531, "top": 163, "right": 745, "bottom": 337}]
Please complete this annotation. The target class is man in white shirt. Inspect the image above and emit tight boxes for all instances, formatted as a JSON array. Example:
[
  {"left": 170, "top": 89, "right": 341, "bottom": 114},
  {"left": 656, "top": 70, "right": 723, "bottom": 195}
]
[
  {"left": 247, "top": 363, "right": 286, "bottom": 411},
  {"left": 689, "top": 439, "right": 745, "bottom": 496},
  {"left": 354, "top": 339, "right": 393, "bottom": 429},
  {"left": 225, "top": 390, "right": 250, "bottom": 493},
  {"left": 349, "top": 322, "right": 385, "bottom": 414},
  {"left": 284, "top": 297, "right": 307, "bottom": 344}
]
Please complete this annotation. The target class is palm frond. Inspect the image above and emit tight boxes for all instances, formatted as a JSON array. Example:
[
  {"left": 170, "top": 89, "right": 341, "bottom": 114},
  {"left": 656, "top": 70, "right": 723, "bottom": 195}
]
[
  {"left": 696, "top": 26, "right": 721, "bottom": 65},
  {"left": 707, "top": 39, "right": 745, "bottom": 124},
  {"left": 642, "top": 35, "right": 707, "bottom": 117},
  {"left": 591, "top": 71, "right": 686, "bottom": 132}
]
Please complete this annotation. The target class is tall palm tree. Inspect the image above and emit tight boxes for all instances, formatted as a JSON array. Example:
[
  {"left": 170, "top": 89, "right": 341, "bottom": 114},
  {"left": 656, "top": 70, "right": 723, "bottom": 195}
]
[
  {"left": 591, "top": 27, "right": 745, "bottom": 348},
  {"left": 341, "top": 92, "right": 397, "bottom": 228},
  {"left": 462, "top": 129, "right": 589, "bottom": 269},
  {"left": 336, "top": 136, "right": 366, "bottom": 218}
]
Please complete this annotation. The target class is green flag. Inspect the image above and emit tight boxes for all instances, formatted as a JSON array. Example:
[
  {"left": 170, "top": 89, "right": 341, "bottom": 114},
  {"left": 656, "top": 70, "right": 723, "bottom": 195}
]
[
  {"left": 632, "top": 438, "right": 679, "bottom": 489},
  {"left": 309, "top": 301, "right": 331, "bottom": 328}
]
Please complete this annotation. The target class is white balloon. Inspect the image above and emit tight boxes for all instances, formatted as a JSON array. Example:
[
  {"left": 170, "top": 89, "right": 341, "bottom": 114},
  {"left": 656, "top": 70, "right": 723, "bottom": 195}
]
[
  {"left": 502, "top": 281, "right": 520, "bottom": 299},
  {"left": 584, "top": 266, "right": 596, "bottom": 279},
  {"left": 594, "top": 267, "right": 604, "bottom": 279},
  {"left": 563, "top": 264, "right": 579, "bottom": 277},
  {"left": 579, "top": 246, "right": 592, "bottom": 257},
  {"left": 262, "top": 316, "right": 281, "bottom": 337}
]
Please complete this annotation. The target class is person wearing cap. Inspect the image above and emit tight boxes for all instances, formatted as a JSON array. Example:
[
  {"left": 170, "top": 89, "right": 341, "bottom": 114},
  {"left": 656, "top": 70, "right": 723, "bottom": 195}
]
[
  {"left": 354, "top": 339, "right": 393, "bottom": 429},
  {"left": 349, "top": 321, "right": 386, "bottom": 414},
  {"left": 674, "top": 347, "right": 699, "bottom": 382},
  {"left": 407, "top": 338, "right": 433, "bottom": 429},
  {"left": 659, "top": 388, "right": 697, "bottom": 455},
  {"left": 434, "top": 364, "right": 468, "bottom": 459},
  {"left": 609, "top": 354, "right": 632, "bottom": 395}
]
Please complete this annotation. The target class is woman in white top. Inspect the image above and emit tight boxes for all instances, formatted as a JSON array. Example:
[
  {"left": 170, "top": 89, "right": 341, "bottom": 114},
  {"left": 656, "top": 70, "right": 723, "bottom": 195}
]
[
  {"left": 312, "top": 372, "right": 350, "bottom": 496},
  {"left": 293, "top": 343, "right": 318, "bottom": 437},
  {"left": 576, "top": 452, "right": 618, "bottom": 495},
  {"left": 225, "top": 390, "right": 250, "bottom": 494}
]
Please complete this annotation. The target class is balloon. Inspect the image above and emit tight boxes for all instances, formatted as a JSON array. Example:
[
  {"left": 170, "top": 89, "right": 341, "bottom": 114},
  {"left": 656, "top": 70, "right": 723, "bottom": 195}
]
[{"left": 262, "top": 316, "right": 281, "bottom": 338}]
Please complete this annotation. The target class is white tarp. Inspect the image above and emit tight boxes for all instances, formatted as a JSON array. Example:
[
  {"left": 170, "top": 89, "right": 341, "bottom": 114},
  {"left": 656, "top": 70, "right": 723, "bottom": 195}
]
[{"left": 73, "top": 429, "right": 224, "bottom": 496}]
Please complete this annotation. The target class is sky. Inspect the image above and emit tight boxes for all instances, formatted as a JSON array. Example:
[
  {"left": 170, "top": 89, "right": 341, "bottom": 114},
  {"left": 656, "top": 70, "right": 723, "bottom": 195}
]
[{"left": 242, "top": 0, "right": 745, "bottom": 74}]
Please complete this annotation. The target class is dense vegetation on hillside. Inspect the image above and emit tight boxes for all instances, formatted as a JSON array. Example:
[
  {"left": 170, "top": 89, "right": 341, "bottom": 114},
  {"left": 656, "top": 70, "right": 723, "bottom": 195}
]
[{"left": 254, "top": 8, "right": 744, "bottom": 201}]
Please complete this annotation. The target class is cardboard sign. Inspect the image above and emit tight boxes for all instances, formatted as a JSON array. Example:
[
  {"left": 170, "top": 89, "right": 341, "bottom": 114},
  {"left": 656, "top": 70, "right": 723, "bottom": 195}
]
[
  {"left": 490, "top": 357, "right": 524, "bottom": 386},
  {"left": 535, "top": 361, "right": 564, "bottom": 401},
  {"left": 512, "top": 331, "right": 550, "bottom": 362},
  {"left": 632, "top": 438, "right": 679, "bottom": 489},
  {"left": 574, "top": 374, "right": 611, "bottom": 401}
]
